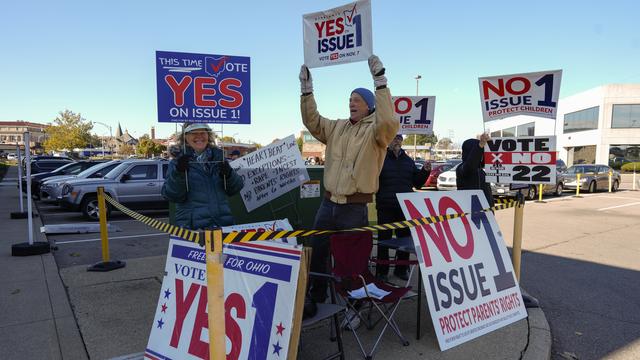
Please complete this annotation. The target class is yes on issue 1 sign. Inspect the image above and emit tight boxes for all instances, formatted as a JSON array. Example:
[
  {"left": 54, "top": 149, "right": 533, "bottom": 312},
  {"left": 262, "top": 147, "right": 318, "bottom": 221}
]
[
  {"left": 397, "top": 191, "right": 527, "bottom": 350},
  {"left": 392, "top": 96, "right": 436, "bottom": 135},
  {"left": 303, "top": 0, "right": 372, "bottom": 68},
  {"left": 484, "top": 136, "right": 557, "bottom": 185},
  {"left": 478, "top": 70, "right": 562, "bottom": 122},
  {"left": 145, "top": 236, "right": 302, "bottom": 360},
  {"left": 156, "top": 50, "right": 250, "bottom": 124}
]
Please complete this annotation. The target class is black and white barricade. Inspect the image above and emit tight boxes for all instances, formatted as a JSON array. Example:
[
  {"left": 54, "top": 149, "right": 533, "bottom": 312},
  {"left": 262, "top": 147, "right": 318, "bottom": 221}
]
[
  {"left": 145, "top": 232, "right": 302, "bottom": 359},
  {"left": 397, "top": 190, "right": 527, "bottom": 351}
]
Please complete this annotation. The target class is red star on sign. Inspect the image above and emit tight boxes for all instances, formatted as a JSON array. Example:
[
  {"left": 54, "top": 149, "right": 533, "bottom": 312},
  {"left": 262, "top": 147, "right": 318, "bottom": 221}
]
[
  {"left": 276, "top": 322, "right": 285, "bottom": 336},
  {"left": 161, "top": 303, "right": 168, "bottom": 313}
]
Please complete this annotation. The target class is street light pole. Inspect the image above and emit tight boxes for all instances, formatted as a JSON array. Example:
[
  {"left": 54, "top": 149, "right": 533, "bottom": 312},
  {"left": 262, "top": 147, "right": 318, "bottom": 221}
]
[
  {"left": 414, "top": 75, "right": 422, "bottom": 160},
  {"left": 93, "top": 121, "right": 113, "bottom": 158}
]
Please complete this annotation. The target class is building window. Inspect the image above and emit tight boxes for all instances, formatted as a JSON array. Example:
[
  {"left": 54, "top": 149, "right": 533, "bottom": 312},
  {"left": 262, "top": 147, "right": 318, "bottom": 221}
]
[
  {"left": 568, "top": 145, "right": 596, "bottom": 165},
  {"left": 563, "top": 106, "right": 599, "bottom": 133},
  {"left": 303, "top": 134, "right": 318, "bottom": 143},
  {"left": 609, "top": 144, "right": 640, "bottom": 169},
  {"left": 517, "top": 122, "right": 535, "bottom": 137},
  {"left": 611, "top": 104, "right": 640, "bottom": 128},
  {"left": 490, "top": 130, "right": 501, "bottom": 137},
  {"left": 502, "top": 127, "right": 516, "bottom": 137}
]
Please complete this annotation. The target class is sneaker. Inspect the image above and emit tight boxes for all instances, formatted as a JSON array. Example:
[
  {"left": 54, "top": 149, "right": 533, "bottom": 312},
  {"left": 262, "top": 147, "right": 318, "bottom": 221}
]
[{"left": 341, "top": 308, "right": 361, "bottom": 330}]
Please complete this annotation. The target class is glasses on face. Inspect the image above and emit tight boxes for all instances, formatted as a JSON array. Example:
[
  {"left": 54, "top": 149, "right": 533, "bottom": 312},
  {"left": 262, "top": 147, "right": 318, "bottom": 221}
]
[{"left": 187, "top": 131, "right": 209, "bottom": 138}]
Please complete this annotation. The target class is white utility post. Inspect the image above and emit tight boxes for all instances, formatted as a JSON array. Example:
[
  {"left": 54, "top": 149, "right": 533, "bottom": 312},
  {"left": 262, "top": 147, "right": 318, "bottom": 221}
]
[
  {"left": 16, "top": 143, "right": 24, "bottom": 212},
  {"left": 414, "top": 75, "right": 421, "bottom": 159},
  {"left": 24, "top": 132, "right": 34, "bottom": 245}
]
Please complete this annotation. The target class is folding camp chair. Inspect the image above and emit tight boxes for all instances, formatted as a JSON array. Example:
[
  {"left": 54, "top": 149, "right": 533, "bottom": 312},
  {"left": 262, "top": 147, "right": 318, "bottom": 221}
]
[
  {"left": 301, "top": 272, "right": 347, "bottom": 360},
  {"left": 330, "top": 232, "right": 416, "bottom": 359}
]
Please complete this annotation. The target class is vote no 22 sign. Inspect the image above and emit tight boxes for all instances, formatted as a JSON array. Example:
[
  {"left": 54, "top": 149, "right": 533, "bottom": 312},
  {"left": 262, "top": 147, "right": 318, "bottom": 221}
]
[
  {"left": 145, "top": 237, "right": 301, "bottom": 360},
  {"left": 392, "top": 96, "right": 436, "bottom": 135},
  {"left": 398, "top": 191, "right": 527, "bottom": 350},
  {"left": 156, "top": 50, "right": 250, "bottom": 124},
  {"left": 484, "top": 136, "right": 557, "bottom": 185}
]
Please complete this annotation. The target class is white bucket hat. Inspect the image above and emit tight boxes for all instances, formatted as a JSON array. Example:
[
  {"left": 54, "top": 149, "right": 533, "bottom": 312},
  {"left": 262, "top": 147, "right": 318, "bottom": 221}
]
[{"left": 183, "top": 123, "right": 212, "bottom": 133}]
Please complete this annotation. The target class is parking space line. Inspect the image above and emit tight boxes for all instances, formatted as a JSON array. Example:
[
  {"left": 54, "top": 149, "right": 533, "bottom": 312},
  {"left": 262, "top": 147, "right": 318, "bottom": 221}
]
[
  {"left": 55, "top": 233, "right": 167, "bottom": 244},
  {"left": 597, "top": 202, "right": 640, "bottom": 211}
]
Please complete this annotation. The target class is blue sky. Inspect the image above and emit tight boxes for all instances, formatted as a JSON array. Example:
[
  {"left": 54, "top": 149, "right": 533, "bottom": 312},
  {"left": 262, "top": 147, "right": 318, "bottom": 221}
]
[{"left": 1, "top": 0, "right": 639, "bottom": 145}]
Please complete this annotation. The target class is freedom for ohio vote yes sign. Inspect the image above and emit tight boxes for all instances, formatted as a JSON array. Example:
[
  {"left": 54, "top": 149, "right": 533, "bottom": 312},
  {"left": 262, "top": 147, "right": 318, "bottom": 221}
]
[
  {"left": 392, "top": 96, "right": 436, "bottom": 135},
  {"left": 156, "top": 51, "right": 250, "bottom": 124},
  {"left": 484, "top": 136, "right": 557, "bottom": 185},
  {"left": 398, "top": 191, "right": 527, "bottom": 350},
  {"left": 478, "top": 70, "right": 562, "bottom": 122},
  {"left": 303, "top": 0, "right": 373, "bottom": 68},
  {"left": 145, "top": 236, "right": 301, "bottom": 360}
]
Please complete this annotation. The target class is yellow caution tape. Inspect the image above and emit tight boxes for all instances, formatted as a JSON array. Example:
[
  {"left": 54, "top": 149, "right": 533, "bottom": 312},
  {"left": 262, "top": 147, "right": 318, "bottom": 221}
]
[{"left": 103, "top": 194, "right": 518, "bottom": 246}]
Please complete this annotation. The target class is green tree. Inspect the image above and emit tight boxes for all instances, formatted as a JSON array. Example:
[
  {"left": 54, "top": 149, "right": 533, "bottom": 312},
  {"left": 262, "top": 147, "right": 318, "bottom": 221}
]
[
  {"left": 402, "top": 133, "right": 438, "bottom": 147},
  {"left": 43, "top": 110, "right": 94, "bottom": 152},
  {"left": 137, "top": 135, "right": 166, "bottom": 158},
  {"left": 296, "top": 136, "right": 303, "bottom": 152},
  {"left": 119, "top": 144, "right": 135, "bottom": 157},
  {"left": 436, "top": 137, "right": 453, "bottom": 149},
  {"left": 220, "top": 136, "right": 236, "bottom": 143}
]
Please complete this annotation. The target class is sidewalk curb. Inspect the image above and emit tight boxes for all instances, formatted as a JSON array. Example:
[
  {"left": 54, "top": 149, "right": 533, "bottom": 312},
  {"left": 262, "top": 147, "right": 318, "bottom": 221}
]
[{"left": 522, "top": 307, "right": 552, "bottom": 360}]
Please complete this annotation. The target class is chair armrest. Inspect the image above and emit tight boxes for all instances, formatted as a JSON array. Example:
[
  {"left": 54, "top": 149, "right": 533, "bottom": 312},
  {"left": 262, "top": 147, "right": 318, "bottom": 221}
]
[{"left": 309, "top": 271, "right": 339, "bottom": 281}]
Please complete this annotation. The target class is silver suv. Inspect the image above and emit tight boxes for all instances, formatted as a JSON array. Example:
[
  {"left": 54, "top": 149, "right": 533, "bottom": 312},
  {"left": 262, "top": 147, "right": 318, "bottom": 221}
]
[
  {"left": 60, "top": 159, "right": 169, "bottom": 220},
  {"left": 40, "top": 160, "right": 122, "bottom": 203}
]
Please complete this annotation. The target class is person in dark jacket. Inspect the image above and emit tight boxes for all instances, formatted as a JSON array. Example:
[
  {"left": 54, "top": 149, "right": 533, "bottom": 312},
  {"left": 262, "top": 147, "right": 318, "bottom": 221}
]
[
  {"left": 456, "top": 133, "right": 494, "bottom": 206},
  {"left": 162, "top": 123, "right": 244, "bottom": 230},
  {"left": 376, "top": 134, "right": 430, "bottom": 281}
]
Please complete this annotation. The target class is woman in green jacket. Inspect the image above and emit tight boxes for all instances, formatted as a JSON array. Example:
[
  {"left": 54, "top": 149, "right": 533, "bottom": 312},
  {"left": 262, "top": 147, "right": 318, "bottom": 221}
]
[{"left": 162, "top": 123, "right": 244, "bottom": 230}]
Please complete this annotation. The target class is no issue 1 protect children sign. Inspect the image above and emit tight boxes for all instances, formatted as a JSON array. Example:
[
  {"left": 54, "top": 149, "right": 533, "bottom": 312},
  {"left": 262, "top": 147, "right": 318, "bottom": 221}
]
[
  {"left": 156, "top": 50, "right": 251, "bottom": 124},
  {"left": 303, "top": 0, "right": 373, "bottom": 68},
  {"left": 478, "top": 69, "right": 562, "bottom": 122}
]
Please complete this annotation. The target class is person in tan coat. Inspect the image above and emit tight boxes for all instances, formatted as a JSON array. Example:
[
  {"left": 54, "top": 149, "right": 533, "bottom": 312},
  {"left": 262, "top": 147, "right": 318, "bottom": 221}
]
[{"left": 299, "top": 55, "right": 399, "bottom": 312}]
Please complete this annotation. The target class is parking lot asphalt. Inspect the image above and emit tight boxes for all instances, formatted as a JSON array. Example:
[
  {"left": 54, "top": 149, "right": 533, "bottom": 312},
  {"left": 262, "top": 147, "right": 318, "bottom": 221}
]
[
  {"left": 493, "top": 181, "right": 640, "bottom": 360},
  {"left": 35, "top": 201, "right": 170, "bottom": 268},
  {"left": 14, "top": 169, "right": 639, "bottom": 359}
]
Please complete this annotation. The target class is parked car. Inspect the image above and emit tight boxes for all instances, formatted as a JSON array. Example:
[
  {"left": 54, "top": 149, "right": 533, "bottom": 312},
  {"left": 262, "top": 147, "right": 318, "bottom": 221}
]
[
  {"left": 22, "top": 160, "right": 104, "bottom": 198},
  {"left": 28, "top": 158, "right": 75, "bottom": 175},
  {"left": 40, "top": 160, "right": 122, "bottom": 203},
  {"left": 491, "top": 159, "right": 568, "bottom": 200},
  {"left": 22, "top": 155, "right": 74, "bottom": 172},
  {"left": 60, "top": 159, "right": 169, "bottom": 220},
  {"left": 437, "top": 163, "right": 460, "bottom": 190},
  {"left": 6, "top": 153, "right": 17, "bottom": 161},
  {"left": 563, "top": 164, "right": 621, "bottom": 193},
  {"left": 424, "top": 162, "right": 454, "bottom": 188}
]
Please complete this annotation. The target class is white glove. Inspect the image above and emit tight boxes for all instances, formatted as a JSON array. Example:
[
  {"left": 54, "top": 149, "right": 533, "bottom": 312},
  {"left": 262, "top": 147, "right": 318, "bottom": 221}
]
[
  {"left": 368, "top": 55, "right": 387, "bottom": 88},
  {"left": 299, "top": 65, "right": 313, "bottom": 94}
]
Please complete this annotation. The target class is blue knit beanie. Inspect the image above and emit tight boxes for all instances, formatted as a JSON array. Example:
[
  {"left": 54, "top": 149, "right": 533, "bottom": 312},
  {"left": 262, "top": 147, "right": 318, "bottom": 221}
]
[{"left": 351, "top": 88, "right": 376, "bottom": 111}]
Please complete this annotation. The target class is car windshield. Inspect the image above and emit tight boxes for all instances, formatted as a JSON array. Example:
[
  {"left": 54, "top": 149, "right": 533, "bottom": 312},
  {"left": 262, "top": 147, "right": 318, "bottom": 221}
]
[
  {"left": 566, "top": 165, "right": 596, "bottom": 174},
  {"left": 103, "top": 162, "right": 131, "bottom": 179},
  {"left": 77, "top": 161, "right": 118, "bottom": 177}
]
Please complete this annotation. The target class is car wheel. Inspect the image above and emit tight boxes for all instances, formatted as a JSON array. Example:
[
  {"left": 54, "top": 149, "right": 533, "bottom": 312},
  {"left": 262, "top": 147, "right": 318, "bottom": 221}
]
[
  {"left": 554, "top": 183, "right": 563, "bottom": 196},
  {"left": 81, "top": 195, "right": 110, "bottom": 221},
  {"left": 588, "top": 181, "right": 596, "bottom": 193},
  {"left": 526, "top": 185, "right": 537, "bottom": 201},
  {"left": 612, "top": 180, "right": 619, "bottom": 192}
]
